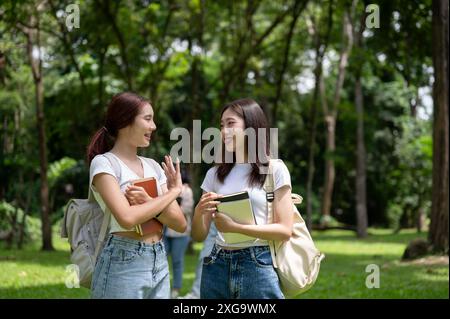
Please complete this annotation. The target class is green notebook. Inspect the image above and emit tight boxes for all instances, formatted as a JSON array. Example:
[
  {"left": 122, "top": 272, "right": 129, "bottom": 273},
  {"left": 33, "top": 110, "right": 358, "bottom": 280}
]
[{"left": 216, "top": 191, "right": 256, "bottom": 244}]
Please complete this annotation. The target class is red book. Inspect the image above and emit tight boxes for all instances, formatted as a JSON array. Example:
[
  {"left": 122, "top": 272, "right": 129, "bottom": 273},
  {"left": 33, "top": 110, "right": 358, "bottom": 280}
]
[{"left": 131, "top": 177, "right": 163, "bottom": 236}]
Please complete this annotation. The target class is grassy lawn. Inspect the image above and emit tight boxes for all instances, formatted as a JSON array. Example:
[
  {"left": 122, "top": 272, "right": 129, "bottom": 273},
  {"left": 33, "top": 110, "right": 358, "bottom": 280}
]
[{"left": 0, "top": 228, "right": 448, "bottom": 299}]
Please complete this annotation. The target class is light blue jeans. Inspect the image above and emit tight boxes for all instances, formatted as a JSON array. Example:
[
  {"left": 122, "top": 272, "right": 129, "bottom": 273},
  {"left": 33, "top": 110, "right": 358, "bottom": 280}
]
[
  {"left": 91, "top": 234, "right": 170, "bottom": 299},
  {"left": 163, "top": 235, "right": 191, "bottom": 289},
  {"left": 200, "top": 244, "right": 284, "bottom": 299}
]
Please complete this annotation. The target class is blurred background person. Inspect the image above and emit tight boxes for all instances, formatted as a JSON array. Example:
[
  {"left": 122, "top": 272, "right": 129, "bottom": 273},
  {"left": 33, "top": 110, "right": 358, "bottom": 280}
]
[{"left": 164, "top": 169, "right": 194, "bottom": 298}]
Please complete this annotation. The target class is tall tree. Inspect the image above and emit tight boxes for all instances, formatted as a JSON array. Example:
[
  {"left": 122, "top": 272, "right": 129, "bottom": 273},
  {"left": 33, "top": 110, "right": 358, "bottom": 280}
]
[
  {"left": 352, "top": 10, "right": 368, "bottom": 238},
  {"left": 305, "top": 0, "right": 333, "bottom": 230},
  {"left": 17, "top": 1, "right": 53, "bottom": 250},
  {"left": 320, "top": 0, "right": 356, "bottom": 224},
  {"left": 429, "top": 0, "right": 449, "bottom": 253}
]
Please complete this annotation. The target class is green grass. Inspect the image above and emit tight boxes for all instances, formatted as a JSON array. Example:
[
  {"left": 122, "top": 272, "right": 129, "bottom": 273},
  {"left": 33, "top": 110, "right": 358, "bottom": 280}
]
[{"left": 0, "top": 228, "right": 448, "bottom": 299}]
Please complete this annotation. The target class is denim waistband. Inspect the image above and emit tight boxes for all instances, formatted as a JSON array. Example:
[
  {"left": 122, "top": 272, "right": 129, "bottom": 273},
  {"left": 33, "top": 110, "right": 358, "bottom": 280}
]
[
  {"left": 212, "top": 244, "right": 270, "bottom": 258},
  {"left": 106, "top": 234, "right": 165, "bottom": 253}
]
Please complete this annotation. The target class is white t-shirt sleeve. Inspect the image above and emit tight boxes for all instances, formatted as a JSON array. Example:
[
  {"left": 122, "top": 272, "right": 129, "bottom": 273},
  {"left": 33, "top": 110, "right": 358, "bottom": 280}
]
[
  {"left": 273, "top": 160, "right": 292, "bottom": 191},
  {"left": 200, "top": 167, "right": 217, "bottom": 193},
  {"left": 89, "top": 155, "right": 117, "bottom": 191},
  {"left": 148, "top": 158, "right": 167, "bottom": 186}
]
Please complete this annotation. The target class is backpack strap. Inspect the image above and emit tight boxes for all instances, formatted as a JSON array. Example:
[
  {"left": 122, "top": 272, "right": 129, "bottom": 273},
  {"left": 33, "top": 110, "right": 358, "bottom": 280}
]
[
  {"left": 263, "top": 160, "right": 275, "bottom": 223},
  {"left": 92, "top": 152, "right": 122, "bottom": 261},
  {"left": 102, "top": 152, "right": 122, "bottom": 180},
  {"left": 263, "top": 159, "right": 279, "bottom": 268},
  {"left": 86, "top": 152, "right": 122, "bottom": 202}
]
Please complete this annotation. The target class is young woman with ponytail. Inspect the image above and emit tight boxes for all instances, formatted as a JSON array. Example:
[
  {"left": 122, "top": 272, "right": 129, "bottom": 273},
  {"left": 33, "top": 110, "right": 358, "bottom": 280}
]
[{"left": 87, "top": 92, "right": 187, "bottom": 299}]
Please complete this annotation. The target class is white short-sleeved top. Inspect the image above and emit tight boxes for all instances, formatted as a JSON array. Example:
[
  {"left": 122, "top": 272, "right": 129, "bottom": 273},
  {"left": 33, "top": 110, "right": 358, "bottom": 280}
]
[
  {"left": 200, "top": 160, "right": 292, "bottom": 248},
  {"left": 89, "top": 152, "right": 167, "bottom": 233}
]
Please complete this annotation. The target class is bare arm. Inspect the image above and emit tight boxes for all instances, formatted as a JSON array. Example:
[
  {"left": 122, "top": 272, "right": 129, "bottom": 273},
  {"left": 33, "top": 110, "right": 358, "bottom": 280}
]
[
  {"left": 156, "top": 183, "right": 187, "bottom": 233},
  {"left": 93, "top": 173, "right": 180, "bottom": 229},
  {"left": 214, "top": 185, "right": 294, "bottom": 241}
]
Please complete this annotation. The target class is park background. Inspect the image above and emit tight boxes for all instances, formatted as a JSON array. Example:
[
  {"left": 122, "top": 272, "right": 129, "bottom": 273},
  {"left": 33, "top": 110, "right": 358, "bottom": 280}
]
[{"left": 0, "top": 0, "right": 448, "bottom": 298}]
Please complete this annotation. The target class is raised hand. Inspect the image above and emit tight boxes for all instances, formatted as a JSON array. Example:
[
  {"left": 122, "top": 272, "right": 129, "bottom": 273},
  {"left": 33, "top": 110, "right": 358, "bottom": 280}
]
[{"left": 161, "top": 155, "right": 182, "bottom": 194}]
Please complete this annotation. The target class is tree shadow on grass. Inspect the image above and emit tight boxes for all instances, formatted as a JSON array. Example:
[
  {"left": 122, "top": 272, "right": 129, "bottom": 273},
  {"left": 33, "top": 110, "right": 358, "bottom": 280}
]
[
  {"left": 312, "top": 229, "right": 427, "bottom": 245},
  {"left": 0, "top": 251, "right": 447, "bottom": 299},
  {"left": 299, "top": 251, "right": 449, "bottom": 299}
]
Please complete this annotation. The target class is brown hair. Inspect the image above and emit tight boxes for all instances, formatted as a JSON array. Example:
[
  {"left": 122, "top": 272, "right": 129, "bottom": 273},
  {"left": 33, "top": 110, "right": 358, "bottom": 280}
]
[
  {"left": 86, "top": 92, "right": 151, "bottom": 164},
  {"left": 216, "top": 98, "right": 270, "bottom": 188}
]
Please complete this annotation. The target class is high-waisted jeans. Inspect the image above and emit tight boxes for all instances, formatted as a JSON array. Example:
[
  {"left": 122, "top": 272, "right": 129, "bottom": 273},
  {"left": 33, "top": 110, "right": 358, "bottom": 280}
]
[{"left": 91, "top": 234, "right": 170, "bottom": 299}]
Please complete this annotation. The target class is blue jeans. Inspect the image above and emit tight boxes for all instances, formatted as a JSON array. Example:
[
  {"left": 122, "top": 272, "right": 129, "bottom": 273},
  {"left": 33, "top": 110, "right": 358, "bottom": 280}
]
[
  {"left": 200, "top": 244, "right": 284, "bottom": 299},
  {"left": 163, "top": 235, "right": 190, "bottom": 289},
  {"left": 91, "top": 234, "right": 170, "bottom": 299},
  {"left": 191, "top": 223, "right": 218, "bottom": 297}
]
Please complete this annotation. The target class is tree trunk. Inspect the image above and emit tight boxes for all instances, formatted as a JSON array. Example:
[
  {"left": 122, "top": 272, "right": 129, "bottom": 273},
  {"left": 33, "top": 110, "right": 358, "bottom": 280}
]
[
  {"left": 416, "top": 207, "right": 425, "bottom": 234},
  {"left": 429, "top": 0, "right": 449, "bottom": 254},
  {"left": 186, "top": 0, "right": 205, "bottom": 200},
  {"left": 321, "top": 5, "right": 354, "bottom": 223},
  {"left": 322, "top": 114, "right": 336, "bottom": 221},
  {"left": 305, "top": 2, "right": 333, "bottom": 230},
  {"left": 25, "top": 14, "right": 53, "bottom": 251},
  {"left": 306, "top": 71, "right": 320, "bottom": 230},
  {"left": 355, "top": 76, "right": 368, "bottom": 238},
  {"left": 353, "top": 8, "right": 368, "bottom": 238}
]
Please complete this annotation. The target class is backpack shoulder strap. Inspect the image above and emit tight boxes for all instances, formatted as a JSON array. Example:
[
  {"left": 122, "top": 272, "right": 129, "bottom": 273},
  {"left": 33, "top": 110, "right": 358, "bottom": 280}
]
[
  {"left": 87, "top": 152, "right": 122, "bottom": 202},
  {"left": 102, "top": 152, "right": 122, "bottom": 181},
  {"left": 263, "top": 160, "right": 278, "bottom": 267},
  {"left": 263, "top": 160, "right": 275, "bottom": 223}
]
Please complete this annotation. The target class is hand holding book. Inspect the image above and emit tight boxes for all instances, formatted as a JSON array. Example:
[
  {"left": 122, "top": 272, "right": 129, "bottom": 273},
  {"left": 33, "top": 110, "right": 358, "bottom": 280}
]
[
  {"left": 213, "top": 211, "right": 239, "bottom": 233},
  {"left": 127, "top": 177, "right": 163, "bottom": 236},
  {"left": 125, "top": 184, "right": 152, "bottom": 205},
  {"left": 214, "top": 191, "right": 257, "bottom": 244}
]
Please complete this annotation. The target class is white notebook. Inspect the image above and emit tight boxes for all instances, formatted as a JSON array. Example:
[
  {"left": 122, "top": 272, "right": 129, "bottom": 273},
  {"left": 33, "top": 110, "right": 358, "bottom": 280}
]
[{"left": 216, "top": 191, "right": 256, "bottom": 244}]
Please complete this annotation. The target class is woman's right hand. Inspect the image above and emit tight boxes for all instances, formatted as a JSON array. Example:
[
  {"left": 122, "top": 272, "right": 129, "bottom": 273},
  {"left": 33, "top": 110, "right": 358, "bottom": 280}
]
[
  {"left": 195, "top": 192, "right": 222, "bottom": 216},
  {"left": 125, "top": 185, "right": 152, "bottom": 205}
]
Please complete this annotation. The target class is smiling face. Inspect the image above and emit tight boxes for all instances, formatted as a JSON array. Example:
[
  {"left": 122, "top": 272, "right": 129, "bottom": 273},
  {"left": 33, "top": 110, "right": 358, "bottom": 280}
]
[
  {"left": 122, "top": 102, "right": 156, "bottom": 148},
  {"left": 220, "top": 108, "right": 246, "bottom": 153}
]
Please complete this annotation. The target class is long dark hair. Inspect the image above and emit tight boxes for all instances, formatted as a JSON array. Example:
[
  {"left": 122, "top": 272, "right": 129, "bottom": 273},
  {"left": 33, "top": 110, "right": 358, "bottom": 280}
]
[
  {"left": 216, "top": 98, "right": 270, "bottom": 188},
  {"left": 86, "top": 92, "right": 151, "bottom": 164}
]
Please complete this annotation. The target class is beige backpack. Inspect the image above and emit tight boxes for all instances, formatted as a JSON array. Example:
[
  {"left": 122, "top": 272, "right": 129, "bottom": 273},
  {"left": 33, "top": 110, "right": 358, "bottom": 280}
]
[{"left": 264, "top": 159, "right": 325, "bottom": 298}]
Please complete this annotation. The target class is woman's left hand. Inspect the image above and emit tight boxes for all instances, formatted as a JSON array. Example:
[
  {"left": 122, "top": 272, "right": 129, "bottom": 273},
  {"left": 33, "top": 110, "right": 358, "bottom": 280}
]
[
  {"left": 213, "top": 212, "right": 238, "bottom": 233},
  {"left": 125, "top": 185, "right": 152, "bottom": 205}
]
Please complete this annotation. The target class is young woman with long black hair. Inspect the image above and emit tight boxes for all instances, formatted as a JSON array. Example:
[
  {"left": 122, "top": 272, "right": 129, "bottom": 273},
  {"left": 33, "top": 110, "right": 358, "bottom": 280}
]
[{"left": 192, "top": 98, "right": 294, "bottom": 299}]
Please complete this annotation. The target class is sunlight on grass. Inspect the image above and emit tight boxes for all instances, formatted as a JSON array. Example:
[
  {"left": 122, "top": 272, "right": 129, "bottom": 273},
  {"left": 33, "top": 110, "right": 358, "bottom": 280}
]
[{"left": 0, "top": 227, "right": 448, "bottom": 299}]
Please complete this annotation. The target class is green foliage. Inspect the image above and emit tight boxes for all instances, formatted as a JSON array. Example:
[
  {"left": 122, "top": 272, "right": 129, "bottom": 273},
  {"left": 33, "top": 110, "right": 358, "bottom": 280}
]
[
  {"left": 0, "top": 200, "right": 42, "bottom": 245},
  {"left": 48, "top": 157, "right": 77, "bottom": 189},
  {"left": 0, "top": 0, "right": 434, "bottom": 239}
]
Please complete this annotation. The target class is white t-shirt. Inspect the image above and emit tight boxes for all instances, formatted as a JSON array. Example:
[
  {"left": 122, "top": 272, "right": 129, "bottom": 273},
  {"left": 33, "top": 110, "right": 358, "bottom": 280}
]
[
  {"left": 200, "top": 160, "right": 292, "bottom": 248},
  {"left": 89, "top": 152, "right": 167, "bottom": 233}
]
